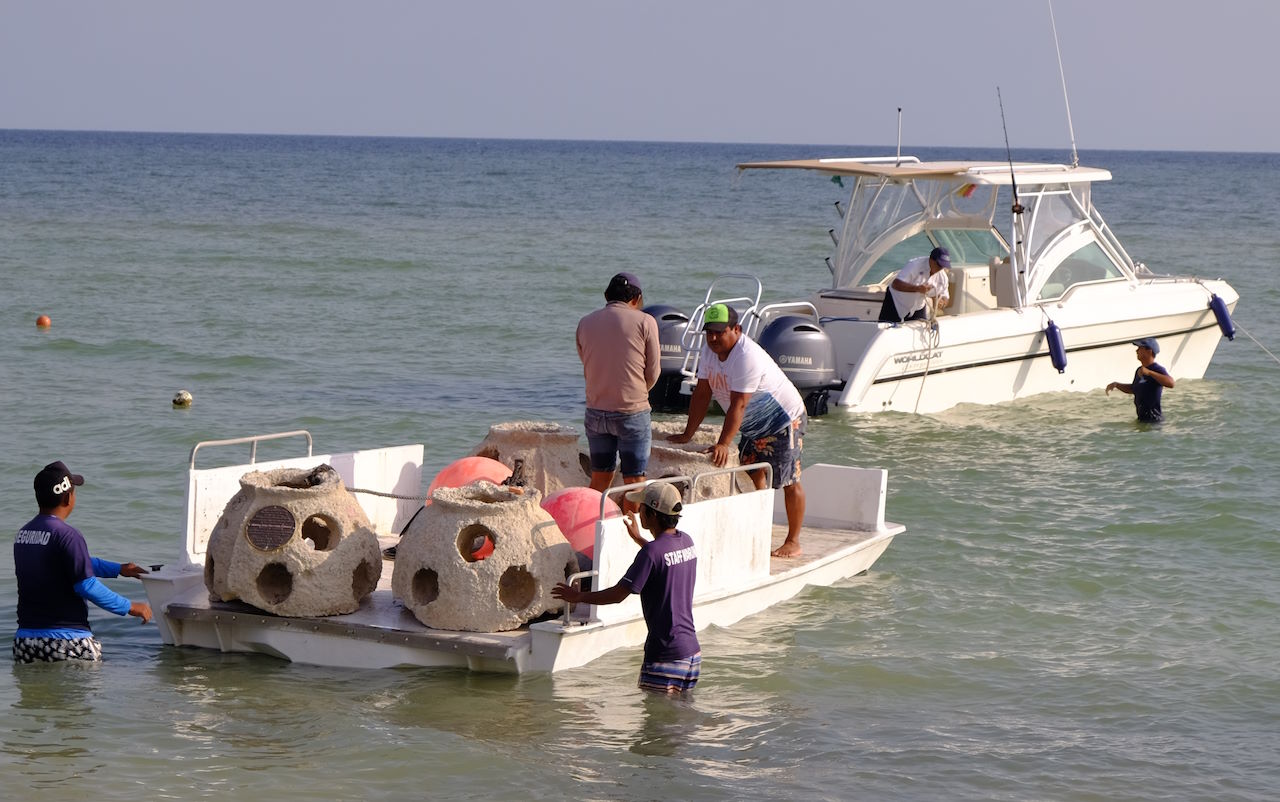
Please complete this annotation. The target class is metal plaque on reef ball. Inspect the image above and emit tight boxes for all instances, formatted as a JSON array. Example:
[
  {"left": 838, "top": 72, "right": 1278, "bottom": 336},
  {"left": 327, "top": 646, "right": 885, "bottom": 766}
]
[{"left": 245, "top": 505, "right": 296, "bottom": 551}]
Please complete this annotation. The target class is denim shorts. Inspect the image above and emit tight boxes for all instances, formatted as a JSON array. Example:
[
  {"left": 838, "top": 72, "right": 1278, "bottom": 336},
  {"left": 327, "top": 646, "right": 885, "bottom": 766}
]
[{"left": 584, "top": 408, "right": 652, "bottom": 477}]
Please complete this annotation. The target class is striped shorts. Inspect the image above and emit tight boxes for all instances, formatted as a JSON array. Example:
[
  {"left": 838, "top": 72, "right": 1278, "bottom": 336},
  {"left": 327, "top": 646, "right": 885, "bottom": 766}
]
[
  {"left": 13, "top": 636, "right": 103, "bottom": 664},
  {"left": 638, "top": 651, "right": 701, "bottom": 693}
]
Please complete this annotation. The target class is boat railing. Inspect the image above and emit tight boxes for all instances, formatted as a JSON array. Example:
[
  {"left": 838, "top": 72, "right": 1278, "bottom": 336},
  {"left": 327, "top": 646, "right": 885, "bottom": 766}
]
[
  {"left": 592, "top": 464, "right": 773, "bottom": 524},
  {"left": 756, "top": 300, "right": 822, "bottom": 329},
  {"left": 189, "top": 429, "right": 313, "bottom": 470},
  {"left": 562, "top": 570, "right": 600, "bottom": 626},
  {"left": 678, "top": 273, "right": 770, "bottom": 393},
  {"left": 689, "top": 463, "right": 772, "bottom": 497},
  {"left": 567, "top": 464, "right": 777, "bottom": 627}
]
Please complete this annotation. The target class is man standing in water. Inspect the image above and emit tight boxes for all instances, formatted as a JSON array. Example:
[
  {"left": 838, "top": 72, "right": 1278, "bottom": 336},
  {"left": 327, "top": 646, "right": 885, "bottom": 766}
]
[
  {"left": 576, "top": 272, "right": 661, "bottom": 498},
  {"left": 668, "top": 303, "right": 808, "bottom": 558},
  {"left": 553, "top": 482, "right": 700, "bottom": 694},
  {"left": 13, "top": 461, "right": 152, "bottom": 663},
  {"left": 1106, "top": 337, "right": 1175, "bottom": 422}
]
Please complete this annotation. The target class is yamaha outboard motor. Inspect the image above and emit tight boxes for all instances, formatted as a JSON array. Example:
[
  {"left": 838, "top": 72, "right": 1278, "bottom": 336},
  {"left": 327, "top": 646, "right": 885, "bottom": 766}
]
[
  {"left": 757, "top": 315, "right": 841, "bottom": 416},
  {"left": 644, "top": 304, "right": 692, "bottom": 413}
]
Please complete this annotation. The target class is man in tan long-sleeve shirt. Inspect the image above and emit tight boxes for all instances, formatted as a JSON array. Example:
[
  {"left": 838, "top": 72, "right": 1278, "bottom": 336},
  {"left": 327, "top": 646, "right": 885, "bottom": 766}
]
[{"left": 576, "top": 272, "right": 661, "bottom": 494}]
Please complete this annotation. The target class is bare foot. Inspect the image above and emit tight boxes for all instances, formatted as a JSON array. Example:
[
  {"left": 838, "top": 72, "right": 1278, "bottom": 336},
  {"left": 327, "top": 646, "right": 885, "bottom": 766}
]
[{"left": 770, "top": 540, "right": 802, "bottom": 558}]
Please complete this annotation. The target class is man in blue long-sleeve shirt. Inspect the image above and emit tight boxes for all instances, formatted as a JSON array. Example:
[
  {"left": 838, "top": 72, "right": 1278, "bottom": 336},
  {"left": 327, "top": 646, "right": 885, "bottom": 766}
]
[{"left": 13, "top": 461, "right": 152, "bottom": 663}]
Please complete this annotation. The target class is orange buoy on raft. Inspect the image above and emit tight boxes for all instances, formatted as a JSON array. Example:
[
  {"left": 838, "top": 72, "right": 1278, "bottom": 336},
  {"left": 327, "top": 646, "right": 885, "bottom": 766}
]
[
  {"left": 425, "top": 456, "right": 513, "bottom": 501},
  {"left": 36, "top": 315, "right": 51, "bottom": 328},
  {"left": 540, "top": 487, "right": 622, "bottom": 561}
]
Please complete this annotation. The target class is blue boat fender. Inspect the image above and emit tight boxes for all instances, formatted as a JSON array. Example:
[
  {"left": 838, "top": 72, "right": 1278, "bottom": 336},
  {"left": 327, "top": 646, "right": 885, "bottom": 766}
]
[
  {"left": 1045, "top": 321, "right": 1067, "bottom": 373},
  {"left": 1209, "top": 294, "right": 1236, "bottom": 340}
]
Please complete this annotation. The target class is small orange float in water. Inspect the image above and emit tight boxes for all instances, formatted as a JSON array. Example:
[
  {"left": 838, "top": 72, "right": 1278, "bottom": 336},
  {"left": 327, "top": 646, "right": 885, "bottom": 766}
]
[{"left": 36, "top": 315, "right": 51, "bottom": 328}]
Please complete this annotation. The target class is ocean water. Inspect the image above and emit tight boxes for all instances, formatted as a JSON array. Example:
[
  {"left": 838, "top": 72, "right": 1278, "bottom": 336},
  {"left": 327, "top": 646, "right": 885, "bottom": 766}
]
[{"left": 2, "top": 130, "right": 1279, "bottom": 800}]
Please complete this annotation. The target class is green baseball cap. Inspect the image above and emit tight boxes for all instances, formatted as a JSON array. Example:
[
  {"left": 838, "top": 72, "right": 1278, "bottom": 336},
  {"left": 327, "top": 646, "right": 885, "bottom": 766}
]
[{"left": 703, "top": 303, "right": 739, "bottom": 332}]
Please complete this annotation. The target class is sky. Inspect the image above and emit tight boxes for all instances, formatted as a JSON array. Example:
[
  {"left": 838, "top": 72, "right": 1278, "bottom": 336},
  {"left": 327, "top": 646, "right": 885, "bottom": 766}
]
[{"left": 3, "top": 0, "right": 1277, "bottom": 153}]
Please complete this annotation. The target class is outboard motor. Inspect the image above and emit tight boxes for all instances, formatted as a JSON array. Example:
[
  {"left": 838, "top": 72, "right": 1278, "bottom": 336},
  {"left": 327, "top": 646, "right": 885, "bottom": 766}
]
[
  {"left": 757, "top": 315, "right": 841, "bottom": 416},
  {"left": 644, "top": 304, "right": 692, "bottom": 413}
]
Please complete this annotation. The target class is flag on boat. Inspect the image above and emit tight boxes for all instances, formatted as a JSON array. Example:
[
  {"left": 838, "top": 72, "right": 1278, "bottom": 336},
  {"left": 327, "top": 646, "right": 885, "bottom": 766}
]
[{"left": 955, "top": 183, "right": 977, "bottom": 198}]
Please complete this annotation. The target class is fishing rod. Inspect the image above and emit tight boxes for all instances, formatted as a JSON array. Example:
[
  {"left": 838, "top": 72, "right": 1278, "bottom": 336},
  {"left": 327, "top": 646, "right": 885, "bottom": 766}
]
[
  {"left": 1048, "top": 0, "right": 1080, "bottom": 167},
  {"left": 895, "top": 107, "right": 903, "bottom": 166},
  {"left": 997, "top": 86, "right": 1023, "bottom": 216}
]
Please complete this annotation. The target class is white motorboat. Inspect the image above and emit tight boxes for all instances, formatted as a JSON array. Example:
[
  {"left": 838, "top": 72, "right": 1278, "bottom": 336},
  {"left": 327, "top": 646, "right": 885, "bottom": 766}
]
[
  {"left": 651, "top": 156, "right": 1238, "bottom": 415},
  {"left": 141, "top": 430, "right": 903, "bottom": 673}
]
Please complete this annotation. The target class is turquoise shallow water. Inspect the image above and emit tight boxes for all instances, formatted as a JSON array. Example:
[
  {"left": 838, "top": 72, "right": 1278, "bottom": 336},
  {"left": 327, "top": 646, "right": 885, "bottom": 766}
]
[{"left": 2, "top": 131, "right": 1279, "bottom": 800}]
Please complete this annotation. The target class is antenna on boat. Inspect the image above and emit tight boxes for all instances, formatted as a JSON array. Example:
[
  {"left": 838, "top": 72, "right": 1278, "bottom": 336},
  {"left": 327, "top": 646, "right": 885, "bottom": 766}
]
[
  {"left": 1049, "top": 0, "right": 1079, "bottom": 168},
  {"left": 895, "top": 107, "right": 903, "bottom": 166},
  {"left": 997, "top": 87, "right": 1024, "bottom": 216}
]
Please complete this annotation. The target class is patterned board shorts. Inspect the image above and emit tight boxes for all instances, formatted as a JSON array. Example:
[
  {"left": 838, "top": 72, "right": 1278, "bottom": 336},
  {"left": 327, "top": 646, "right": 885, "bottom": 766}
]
[
  {"left": 13, "top": 636, "right": 103, "bottom": 663},
  {"left": 638, "top": 652, "right": 701, "bottom": 694},
  {"left": 740, "top": 418, "right": 804, "bottom": 488}
]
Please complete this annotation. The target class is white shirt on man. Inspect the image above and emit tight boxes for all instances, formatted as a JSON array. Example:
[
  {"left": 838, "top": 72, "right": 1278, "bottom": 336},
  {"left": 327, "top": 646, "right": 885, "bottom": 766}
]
[
  {"left": 888, "top": 255, "right": 950, "bottom": 321},
  {"left": 697, "top": 335, "right": 805, "bottom": 439}
]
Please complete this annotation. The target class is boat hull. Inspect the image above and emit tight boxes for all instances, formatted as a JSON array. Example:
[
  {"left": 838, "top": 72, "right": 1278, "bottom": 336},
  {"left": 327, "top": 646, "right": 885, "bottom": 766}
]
[{"left": 822, "top": 279, "right": 1236, "bottom": 414}]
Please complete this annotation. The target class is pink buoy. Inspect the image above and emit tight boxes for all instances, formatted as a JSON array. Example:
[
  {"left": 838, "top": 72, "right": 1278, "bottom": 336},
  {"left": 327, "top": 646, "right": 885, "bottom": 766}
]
[
  {"left": 426, "top": 456, "right": 513, "bottom": 502},
  {"left": 541, "top": 487, "right": 621, "bottom": 560}
]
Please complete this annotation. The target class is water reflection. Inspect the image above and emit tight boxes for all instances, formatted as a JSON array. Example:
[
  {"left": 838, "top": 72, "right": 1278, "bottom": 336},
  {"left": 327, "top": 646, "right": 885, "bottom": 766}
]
[{"left": 4, "top": 661, "right": 106, "bottom": 785}]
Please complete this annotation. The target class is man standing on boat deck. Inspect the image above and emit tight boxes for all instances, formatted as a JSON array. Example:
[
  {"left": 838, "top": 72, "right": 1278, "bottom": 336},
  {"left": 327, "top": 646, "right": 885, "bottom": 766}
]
[
  {"left": 12, "top": 461, "right": 152, "bottom": 663},
  {"left": 1106, "top": 338, "right": 1175, "bottom": 422},
  {"left": 878, "top": 246, "right": 952, "bottom": 323},
  {"left": 576, "top": 272, "right": 661, "bottom": 498},
  {"left": 553, "top": 482, "right": 700, "bottom": 694},
  {"left": 667, "top": 304, "right": 809, "bottom": 558}
]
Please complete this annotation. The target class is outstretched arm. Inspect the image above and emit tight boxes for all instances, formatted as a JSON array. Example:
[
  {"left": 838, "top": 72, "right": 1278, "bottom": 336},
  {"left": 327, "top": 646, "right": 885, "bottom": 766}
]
[
  {"left": 1106, "top": 382, "right": 1134, "bottom": 396},
  {"left": 552, "top": 579, "right": 631, "bottom": 607}
]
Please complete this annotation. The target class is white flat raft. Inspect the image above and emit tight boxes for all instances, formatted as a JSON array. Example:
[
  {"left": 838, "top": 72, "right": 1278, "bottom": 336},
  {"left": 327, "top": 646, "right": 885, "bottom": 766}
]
[{"left": 142, "top": 431, "right": 903, "bottom": 673}]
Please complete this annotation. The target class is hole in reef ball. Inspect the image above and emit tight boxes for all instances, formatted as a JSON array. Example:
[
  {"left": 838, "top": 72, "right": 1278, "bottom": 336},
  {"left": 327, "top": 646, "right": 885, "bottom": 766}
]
[
  {"left": 412, "top": 567, "right": 440, "bottom": 606},
  {"left": 256, "top": 562, "right": 294, "bottom": 604},
  {"left": 351, "top": 560, "right": 378, "bottom": 600},
  {"left": 301, "top": 515, "right": 337, "bottom": 551},
  {"left": 498, "top": 565, "right": 537, "bottom": 611},
  {"left": 457, "top": 524, "right": 496, "bottom": 562}
]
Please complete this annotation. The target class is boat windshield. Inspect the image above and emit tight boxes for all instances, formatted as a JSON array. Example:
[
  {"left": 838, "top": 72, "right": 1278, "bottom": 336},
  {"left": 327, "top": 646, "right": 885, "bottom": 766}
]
[
  {"left": 832, "top": 175, "right": 1002, "bottom": 289},
  {"left": 864, "top": 229, "right": 1007, "bottom": 285},
  {"left": 1034, "top": 240, "right": 1126, "bottom": 300}
]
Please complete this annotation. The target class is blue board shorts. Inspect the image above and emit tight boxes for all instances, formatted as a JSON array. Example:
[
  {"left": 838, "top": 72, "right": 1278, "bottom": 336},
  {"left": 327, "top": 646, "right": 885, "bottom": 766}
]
[
  {"left": 740, "top": 418, "right": 804, "bottom": 488},
  {"left": 638, "top": 652, "right": 701, "bottom": 693},
  {"left": 585, "top": 408, "right": 652, "bottom": 477}
]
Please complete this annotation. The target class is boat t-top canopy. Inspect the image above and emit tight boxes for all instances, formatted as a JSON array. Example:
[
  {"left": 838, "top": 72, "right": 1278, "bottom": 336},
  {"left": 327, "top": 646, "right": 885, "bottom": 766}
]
[
  {"left": 736, "top": 155, "right": 1132, "bottom": 301},
  {"left": 736, "top": 157, "right": 1112, "bottom": 187}
]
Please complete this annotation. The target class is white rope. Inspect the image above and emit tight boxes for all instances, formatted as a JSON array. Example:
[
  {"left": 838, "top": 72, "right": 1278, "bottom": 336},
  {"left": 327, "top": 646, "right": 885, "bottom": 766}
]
[
  {"left": 348, "top": 486, "right": 423, "bottom": 501},
  {"left": 1235, "top": 323, "right": 1280, "bottom": 366},
  {"left": 912, "top": 297, "right": 942, "bottom": 414}
]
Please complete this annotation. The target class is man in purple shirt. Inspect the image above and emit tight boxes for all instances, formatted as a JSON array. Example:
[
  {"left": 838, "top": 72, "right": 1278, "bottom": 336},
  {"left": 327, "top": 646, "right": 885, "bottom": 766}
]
[
  {"left": 13, "top": 461, "right": 152, "bottom": 663},
  {"left": 553, "top": 482, "right": 700, "bottom": 693}
]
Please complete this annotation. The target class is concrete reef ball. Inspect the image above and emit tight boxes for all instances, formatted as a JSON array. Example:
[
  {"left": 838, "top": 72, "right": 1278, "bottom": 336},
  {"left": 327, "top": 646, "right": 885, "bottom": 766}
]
[
  {"left": 392, "top": 481, "right": 576, "bottom": 632},
  {"left": 204, "top": 464, "right": 383, "bottom": 617},
  {"left": 468, "top": 420, "right": 584, "bottom": 493}
]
